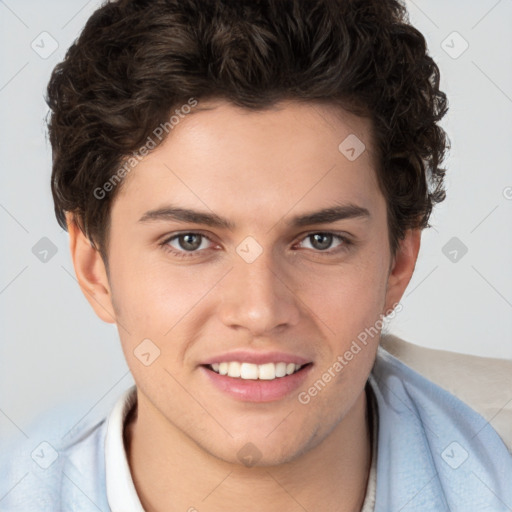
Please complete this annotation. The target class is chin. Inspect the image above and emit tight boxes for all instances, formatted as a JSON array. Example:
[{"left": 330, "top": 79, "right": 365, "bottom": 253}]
[{"left": 204, "top": 425, "right": 320, "bottom": 468}]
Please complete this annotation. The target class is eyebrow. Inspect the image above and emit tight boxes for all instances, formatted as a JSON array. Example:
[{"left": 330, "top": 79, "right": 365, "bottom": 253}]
[{"left": 138, "top": 203, "right": 370, "bottom": 229}]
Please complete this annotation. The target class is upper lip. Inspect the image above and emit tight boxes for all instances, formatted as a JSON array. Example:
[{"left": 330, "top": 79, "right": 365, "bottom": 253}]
[{"left": 201, "top": 350, "right": 312, "bottom": 366}]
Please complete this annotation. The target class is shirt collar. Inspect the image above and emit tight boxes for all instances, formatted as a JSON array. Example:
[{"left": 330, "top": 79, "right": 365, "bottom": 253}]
[{"left": 105, "top": 385, "right": 145, "bottom": 512}]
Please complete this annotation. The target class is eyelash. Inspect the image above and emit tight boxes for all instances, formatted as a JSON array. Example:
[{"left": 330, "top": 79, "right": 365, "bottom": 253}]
[{"left": 159, "top": 231, "right": 353, "bottom": 259}]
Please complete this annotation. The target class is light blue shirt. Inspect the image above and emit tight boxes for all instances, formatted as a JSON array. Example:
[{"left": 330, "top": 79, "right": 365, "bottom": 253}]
[{"left": 1, "top": 345, "right": 511, "bottom": 511}]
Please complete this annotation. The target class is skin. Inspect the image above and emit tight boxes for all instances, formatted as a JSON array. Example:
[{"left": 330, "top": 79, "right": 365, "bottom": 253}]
[{"left": 67, "top": 98, "right": 420, "bottom": 512}]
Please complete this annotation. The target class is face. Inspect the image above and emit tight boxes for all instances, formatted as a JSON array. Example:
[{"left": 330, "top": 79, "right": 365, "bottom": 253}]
[{"left": 72, "top": 99, "right": 418, "bottom": 466}]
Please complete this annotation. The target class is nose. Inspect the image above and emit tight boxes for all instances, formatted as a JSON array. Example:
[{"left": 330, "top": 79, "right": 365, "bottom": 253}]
[{"left": 217, "top": 247, "right": 301, "bottom": 337}]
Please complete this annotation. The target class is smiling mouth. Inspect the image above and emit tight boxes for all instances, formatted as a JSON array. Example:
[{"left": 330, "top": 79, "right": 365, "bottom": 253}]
[{"left": 203, "top": 361, "right": 312, "bottom": 381}]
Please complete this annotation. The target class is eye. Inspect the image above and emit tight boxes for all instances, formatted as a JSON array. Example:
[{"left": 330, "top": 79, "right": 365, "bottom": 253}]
[
  {"left": 161, "top": 232, "right": 215, "bottom": 258},
  {"left": 296, "top": 232, "right": 350, "bottom": 252},
  {"left": 160, "top": 230, "right": 352, "bottom": 260}
]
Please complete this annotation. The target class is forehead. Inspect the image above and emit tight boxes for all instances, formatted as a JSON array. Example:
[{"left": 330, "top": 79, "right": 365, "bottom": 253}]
[{"left": 112, "top": 99, "right": 382, "bottom": 226}]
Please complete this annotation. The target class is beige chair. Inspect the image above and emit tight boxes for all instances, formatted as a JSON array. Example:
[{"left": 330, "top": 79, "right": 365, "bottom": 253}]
[{"left": 380, "top": 333, "right": 512, "bottom": 452}]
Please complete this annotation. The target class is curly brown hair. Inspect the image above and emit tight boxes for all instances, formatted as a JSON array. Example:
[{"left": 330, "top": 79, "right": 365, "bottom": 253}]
[{"left": 47, "top": 0, "right": 449, "bottom": 260}]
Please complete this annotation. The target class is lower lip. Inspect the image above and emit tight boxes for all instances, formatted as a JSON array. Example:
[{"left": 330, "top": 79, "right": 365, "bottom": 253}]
[{"left": 200, "top": 365, "right": 313, "bottom": 403}]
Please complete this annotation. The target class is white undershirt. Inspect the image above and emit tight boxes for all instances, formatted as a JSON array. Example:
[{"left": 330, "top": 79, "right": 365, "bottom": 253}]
[
  {"left": 104, "top": 385, "right": 377, "bottom": 512},
  {"left": 105, "top": 385, "right": 144, "bottom": 511}
]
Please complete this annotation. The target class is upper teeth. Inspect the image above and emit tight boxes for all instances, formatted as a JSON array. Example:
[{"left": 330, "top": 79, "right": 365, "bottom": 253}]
[{"left": 210, "top": 362, "right": 302, "bottom": 380}]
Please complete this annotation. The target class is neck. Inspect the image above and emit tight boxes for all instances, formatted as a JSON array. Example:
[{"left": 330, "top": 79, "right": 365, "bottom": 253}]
[{"left": 124, "top": 387, "right": 372, "bottom": 512}]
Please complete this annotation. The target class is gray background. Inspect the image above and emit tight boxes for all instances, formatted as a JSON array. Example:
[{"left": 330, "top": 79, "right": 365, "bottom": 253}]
[{"left": 1, "top": 0, "right": 511, "bottom": 452}]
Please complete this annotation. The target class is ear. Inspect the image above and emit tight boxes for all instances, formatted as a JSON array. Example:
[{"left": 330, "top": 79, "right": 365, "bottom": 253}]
[
  {"left": 384, "top": 229, "right": 421, "bottom": 313},
  {"left": 66, "top": 212, "right": 116, "bottom": 324}
]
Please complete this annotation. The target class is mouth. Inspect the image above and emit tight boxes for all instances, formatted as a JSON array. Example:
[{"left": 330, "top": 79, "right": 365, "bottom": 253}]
[
  {"left": 200, "top": 359, "right": 313, "bottom": 402},
  {"left": 203, "top": 361, "right": 312, "bottom": 381},
  {"left": 199, "top": 350, "right": 313, "bottom": 402}
]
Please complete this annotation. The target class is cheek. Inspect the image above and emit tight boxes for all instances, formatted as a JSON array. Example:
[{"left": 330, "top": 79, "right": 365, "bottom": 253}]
[
  {"left": 109, "top": 241, "right": 203, "bottom": 326},
  {"left": 297, "top": 256, "right": 388, "bottom": 424},
  {"left": 303, "top": 247, "right": 390, "bottom": 340},
  {"left": 108, "top": 262, "right": 200, "bottom": 394},
  {"left": 108, "top": 253, "right": 222, "bottom": 363}
]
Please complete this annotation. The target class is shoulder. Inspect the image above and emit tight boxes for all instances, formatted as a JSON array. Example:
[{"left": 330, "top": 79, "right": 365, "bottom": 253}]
[
  {"left": 371, "top": 336, "right": 512, "bottom": 511},
  {"left": 380, "top": 333, "right": 512, "bottom": 449},
  {"left": 0, "top": 413, "right": 109, "bottom": 512}
]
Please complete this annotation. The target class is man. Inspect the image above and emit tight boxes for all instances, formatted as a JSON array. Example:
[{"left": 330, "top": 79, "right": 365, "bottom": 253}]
[{"left": 1, "top": 0, "right": 511, "bottom": 510}]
